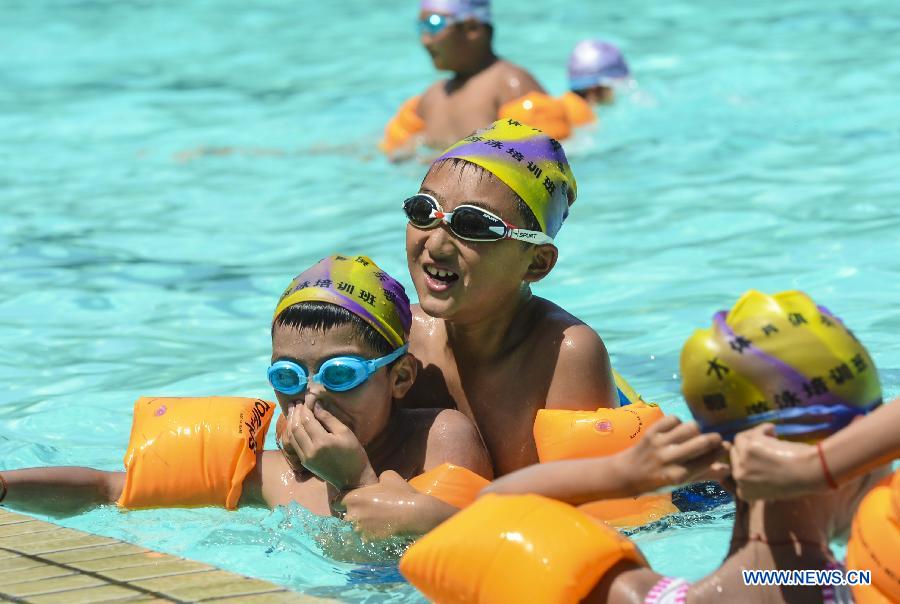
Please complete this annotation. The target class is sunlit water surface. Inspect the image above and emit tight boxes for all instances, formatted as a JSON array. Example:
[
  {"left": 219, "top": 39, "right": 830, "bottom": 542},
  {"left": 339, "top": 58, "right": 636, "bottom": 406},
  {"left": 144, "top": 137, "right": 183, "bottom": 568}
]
[{"left": 2, "top": 0, "right": 899, "bottom": 601}]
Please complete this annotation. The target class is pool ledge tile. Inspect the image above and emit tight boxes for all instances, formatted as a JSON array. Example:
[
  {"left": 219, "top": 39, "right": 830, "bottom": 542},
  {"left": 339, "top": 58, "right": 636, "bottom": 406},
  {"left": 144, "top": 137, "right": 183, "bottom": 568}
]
[{"left": 0, "top": 508, "right": 334, "bottom": 603}]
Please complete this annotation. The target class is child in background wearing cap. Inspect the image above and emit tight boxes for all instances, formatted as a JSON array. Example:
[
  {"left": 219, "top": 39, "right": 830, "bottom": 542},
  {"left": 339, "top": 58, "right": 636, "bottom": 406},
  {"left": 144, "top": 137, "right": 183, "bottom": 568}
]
[
  {"left": 0, "top": 255, "right": 491, "bottom": 538},
  {"left": 382, "top": 0, "right": 551, "bottom": 154},
  {"left": 568, "top": 39, "right": 631, "bottom": 106},
  {"left": 476, "top": 290, "right": 888, "bottom": 603},
  {"left": 558, "top": 39, "right": 632, "bottom": 129}
]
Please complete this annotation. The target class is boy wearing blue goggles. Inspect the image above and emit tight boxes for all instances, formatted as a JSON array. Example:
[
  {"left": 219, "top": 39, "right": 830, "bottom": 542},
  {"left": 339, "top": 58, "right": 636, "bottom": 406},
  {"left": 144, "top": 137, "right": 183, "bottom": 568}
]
[
  {"left": 268, "top": 344, "right": 409, "bottom": 395},
  {"left": 268, "top": 255, "right": 491, "bottom": 536}
]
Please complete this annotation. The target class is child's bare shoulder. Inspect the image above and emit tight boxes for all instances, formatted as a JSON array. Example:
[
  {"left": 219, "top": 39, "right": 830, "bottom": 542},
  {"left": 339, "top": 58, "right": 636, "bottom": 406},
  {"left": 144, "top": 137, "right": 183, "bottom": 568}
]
[
  {"left": 492, "top": 60, "right": 545, "bottom": 103},
  {"left": 398, "top": 408, "right": 492, "bottom": 478},
  {"left": 529, "top": 298, "right": 616, "bottom": 408}
]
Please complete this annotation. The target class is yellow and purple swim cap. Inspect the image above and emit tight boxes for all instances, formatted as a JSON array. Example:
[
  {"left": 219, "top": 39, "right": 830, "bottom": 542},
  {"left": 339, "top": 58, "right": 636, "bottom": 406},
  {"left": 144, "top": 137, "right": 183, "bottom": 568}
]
[
  {"left": 434, "top": 118, "right": 577, "bottom": 238},
  {"left": 274, "top": 255, "right": 412, "bottom": 349},
  {"left": 681, "top": 290, "right": 881, "bottom": 441}
]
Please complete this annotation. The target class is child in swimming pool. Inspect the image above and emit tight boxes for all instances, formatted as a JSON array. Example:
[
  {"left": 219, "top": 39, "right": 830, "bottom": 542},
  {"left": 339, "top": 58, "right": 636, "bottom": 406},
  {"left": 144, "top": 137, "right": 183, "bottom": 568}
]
[
  {"left": 484, "top": 290, "right": 889, "bottom": 603},
  {"left": 392, "top": 119, "right": 620, "bottom": 476},
  {"left": 567, "top": 39, "right": 631, "bottom": 106},
  {"left": 386, "top": 0, "right": 548, "bottom": 151},
  {"left": 0, "top": 255, "right": 492, "bottom": 534}
]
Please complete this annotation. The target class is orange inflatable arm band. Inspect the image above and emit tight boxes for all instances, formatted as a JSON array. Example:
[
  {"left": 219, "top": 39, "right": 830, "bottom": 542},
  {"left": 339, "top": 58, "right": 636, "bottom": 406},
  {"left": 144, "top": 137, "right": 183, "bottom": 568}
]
[
  {"left": 534, "top": 400, "right": 665, "bottom": 462},
  {"left": 400, "top": 493, "right": 647, "bottom": 604},
  {"left": 846, "top": 470, "right": 900, "bottom": 604},
  {"left": 117, "top": 396, "right": 275, "bottom": 510},
  {"left": 380, "top": 96, "right": 426, "bottom": 154},
  {"left": 560, "top": 91, "right": 597, "bottom": 127},
  {"left": 498, "top": 92, "right": 572, "bottom": 141},
  {"left": 409, "top": 463, "right": 490, "bottom": 509}
]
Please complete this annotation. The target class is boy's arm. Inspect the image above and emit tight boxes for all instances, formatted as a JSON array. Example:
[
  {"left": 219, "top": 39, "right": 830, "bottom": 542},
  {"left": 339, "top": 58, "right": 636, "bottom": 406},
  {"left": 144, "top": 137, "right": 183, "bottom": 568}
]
[
  {"left": 0, "top": 467, "right": 124, "bottom": 515},
  {"left": 340, "top": 471, "right": 459, "bottom": 540},
  {"left": 546, "top": 324, "right": 618, "bottom": 410},
  {"left": 422, "top": 409, "right": 493, "bottom": 479},
  {"left": 339, "top": 410, "right": 494, "bottom": 539},
  {"left": 483, "top": 417, "right": 725, "bottom": 503},
  {"left": 731, "top": 397, "right": 900, "bottom": 501}
]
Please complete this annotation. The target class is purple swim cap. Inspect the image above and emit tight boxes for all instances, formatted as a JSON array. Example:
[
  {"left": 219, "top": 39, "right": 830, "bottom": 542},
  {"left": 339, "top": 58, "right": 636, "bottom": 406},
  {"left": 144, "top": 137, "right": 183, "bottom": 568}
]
[
  {"left": 420, "top": 0, "right": 492, "bottom": 24},
  {"left": 568, "top": 39, "right": 630, "bottom": 91}
]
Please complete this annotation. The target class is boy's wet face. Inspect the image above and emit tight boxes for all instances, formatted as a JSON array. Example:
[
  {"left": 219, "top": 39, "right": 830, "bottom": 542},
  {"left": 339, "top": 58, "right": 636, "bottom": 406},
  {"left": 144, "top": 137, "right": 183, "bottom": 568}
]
[
  {"left": 419, "top": 11, "right": 468, "bottom": 71},
  {"left": 271, "top": 322, "right": 393, "bottom": 446},
  {"left": 406, "top": 161, "right": 537, "bottom": 322}
]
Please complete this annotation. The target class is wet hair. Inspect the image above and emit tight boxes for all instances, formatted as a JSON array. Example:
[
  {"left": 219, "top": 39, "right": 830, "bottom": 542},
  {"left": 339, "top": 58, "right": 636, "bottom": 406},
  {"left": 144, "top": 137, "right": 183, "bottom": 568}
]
[
  {"left": 272, "top": 301, "right": 393, "bottom": 357},
  {"left": 427, "top": 158, "right": 541, "bottom": 234}
]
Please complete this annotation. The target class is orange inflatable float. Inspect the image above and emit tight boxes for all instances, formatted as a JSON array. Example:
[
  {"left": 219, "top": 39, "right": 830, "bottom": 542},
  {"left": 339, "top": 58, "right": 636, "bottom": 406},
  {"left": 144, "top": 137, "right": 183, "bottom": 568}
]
[
  {"left": 846, "top": 470, "right": 900, "bottom": 603},
  {"left": 498, "top": 92, "right": 572, "bottom": 142},
  {"left": 380, "top": 96, "right": 426, "bottom": 155},
  {"left": 559, "top": 91, "right": 596, "bottom": 126},
  {"left": 117, "top": 396, "right": 274, "bottom": 510},
  {"left": 409, "top": 463, "right": 490, "bottom": 509},
  {"left": 400, "top": 493, "right": 647, "bottom": 604},
  {"left": 534, "top": 399, "right": 665, "bottom": 462}
]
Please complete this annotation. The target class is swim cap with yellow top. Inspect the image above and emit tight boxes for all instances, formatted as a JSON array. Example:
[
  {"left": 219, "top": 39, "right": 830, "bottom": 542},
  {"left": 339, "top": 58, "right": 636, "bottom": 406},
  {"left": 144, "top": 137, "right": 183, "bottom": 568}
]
[
  {"left": 433, "top": 118, "right": 577, "bottom": 238},
  {"left": 680, "top": 290, "right": 881, "bottom": 441},
  {"left": 274, "top": 255, "right": 412, "bottom": 349}
]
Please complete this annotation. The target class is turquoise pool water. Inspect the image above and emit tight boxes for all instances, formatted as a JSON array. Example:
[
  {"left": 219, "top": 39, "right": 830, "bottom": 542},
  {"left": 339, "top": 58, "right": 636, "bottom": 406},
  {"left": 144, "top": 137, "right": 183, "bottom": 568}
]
[{"left": 2, "top": 0, "right": 899, "bottom": 600}]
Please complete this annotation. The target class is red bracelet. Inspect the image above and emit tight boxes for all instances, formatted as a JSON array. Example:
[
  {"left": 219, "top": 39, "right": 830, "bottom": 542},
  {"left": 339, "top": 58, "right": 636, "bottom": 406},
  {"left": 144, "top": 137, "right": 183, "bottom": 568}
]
[
  {"left": 816, "top": 442, "right": 839, "bottom": 490},
  {"left": 0, "top": 473, "right": 7, "bottom": 504}
]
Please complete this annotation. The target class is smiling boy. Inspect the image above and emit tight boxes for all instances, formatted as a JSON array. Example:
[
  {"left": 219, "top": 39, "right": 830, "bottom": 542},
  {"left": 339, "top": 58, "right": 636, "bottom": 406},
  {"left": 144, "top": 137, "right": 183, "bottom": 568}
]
[{"left": 399, "top": 118, "right": 618, "bottom": 476}]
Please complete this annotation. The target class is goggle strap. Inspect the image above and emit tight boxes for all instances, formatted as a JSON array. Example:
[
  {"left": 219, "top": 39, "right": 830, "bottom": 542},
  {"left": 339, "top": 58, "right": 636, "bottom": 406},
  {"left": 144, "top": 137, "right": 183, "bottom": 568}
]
[
  {"left": 507, "top": 228, "right": 554, "bottom": 245},
  {"left": 368, "top": 343, "right": 409, "bottom": 372}
]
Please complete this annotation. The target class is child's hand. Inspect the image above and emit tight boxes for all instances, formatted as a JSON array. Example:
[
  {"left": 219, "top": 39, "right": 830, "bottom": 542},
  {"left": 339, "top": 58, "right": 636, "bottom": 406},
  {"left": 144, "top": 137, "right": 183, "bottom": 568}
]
[
  {"left": 275, "top": 414, "right": 306, "bottom": 475},
  {"left": 282, "top": 402, "right": 377, "bottom": 491},
  {"left": 336, "top": 471, "right": 456, "bottom": 540},
  {"left": 730, "top": 423, "right": 822, "bottom": 501},
  {"left": 621, "top": 415, "right": 727, "bottom": 494}
]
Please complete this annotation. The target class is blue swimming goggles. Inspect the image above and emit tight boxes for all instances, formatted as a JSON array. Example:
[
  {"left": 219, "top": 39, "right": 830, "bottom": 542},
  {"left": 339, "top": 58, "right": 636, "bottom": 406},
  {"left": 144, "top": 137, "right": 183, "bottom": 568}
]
[
  {"left": 417, "top": 13, "right": 458, "bottom": 36},
  {"left": 267, "top": 344, "right": 408, "bottom": 395}
]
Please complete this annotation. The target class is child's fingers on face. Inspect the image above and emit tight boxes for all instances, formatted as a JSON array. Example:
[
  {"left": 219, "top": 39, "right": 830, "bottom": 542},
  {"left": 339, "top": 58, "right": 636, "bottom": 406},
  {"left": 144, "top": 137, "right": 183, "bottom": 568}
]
[
  {"left": 281, "top": 425, "right": 309, "bottom": 463},
  {"left": 296, "top": 405, "right": 329, "bottom": 440},
  {"left": 289, "top": 417, "right": 315, "bottom": 454},
  {"left": 313, "top": 402, "right": 349, "bottom": 434}
]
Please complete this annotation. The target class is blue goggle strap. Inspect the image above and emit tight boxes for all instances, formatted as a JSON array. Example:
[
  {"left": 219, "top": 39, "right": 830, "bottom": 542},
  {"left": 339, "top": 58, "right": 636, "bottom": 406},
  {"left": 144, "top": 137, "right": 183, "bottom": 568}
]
[
  {"left": 701, "top": 401, "right": 881, "bottom": 442},
  {"left": 367, "top": 343, "right": 409, "bottom": 374}
]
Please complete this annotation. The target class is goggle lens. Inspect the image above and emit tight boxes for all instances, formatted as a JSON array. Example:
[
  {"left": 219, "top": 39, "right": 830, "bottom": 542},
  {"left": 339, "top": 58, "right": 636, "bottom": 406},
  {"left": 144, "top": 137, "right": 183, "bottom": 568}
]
[
  {"left": 404, "top": 195, "right": 437, "bottom": 226},
  {"left": 418, "top": 14, "right": 450, "bottom": 36},
  {"left": 453, "top": 207, "right": 502, "bottom": 240},
  {"left": 268, "top": 363, "right": 305, "bottom": 395},
  {"left": 320, "top": 362, "right": 364, "bottom": 391}
]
